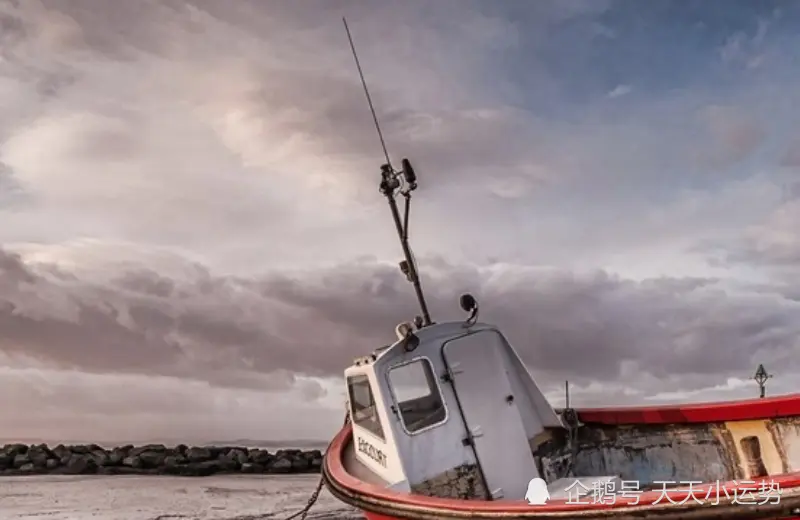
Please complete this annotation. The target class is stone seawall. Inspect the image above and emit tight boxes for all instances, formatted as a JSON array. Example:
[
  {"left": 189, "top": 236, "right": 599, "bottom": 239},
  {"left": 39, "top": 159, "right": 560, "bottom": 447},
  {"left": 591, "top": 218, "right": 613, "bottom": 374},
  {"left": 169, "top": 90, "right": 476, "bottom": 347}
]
[{"left": 0, "top": 443, "right": 323, "bottom": 476}]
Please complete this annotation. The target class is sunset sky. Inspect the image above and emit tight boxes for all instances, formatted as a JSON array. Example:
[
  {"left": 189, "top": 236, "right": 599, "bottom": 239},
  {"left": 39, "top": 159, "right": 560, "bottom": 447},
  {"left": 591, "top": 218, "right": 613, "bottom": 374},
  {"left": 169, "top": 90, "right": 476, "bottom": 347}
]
[{"left": 1, "top": 0, "right": 799, "bottom": 443}]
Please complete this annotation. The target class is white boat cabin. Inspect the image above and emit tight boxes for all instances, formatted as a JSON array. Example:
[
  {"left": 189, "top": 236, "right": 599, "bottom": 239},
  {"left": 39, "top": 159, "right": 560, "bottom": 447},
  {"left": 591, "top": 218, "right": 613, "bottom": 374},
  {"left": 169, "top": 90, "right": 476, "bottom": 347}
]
[{"left": 344, "top": 317, "right": 567, "bottom": 501}]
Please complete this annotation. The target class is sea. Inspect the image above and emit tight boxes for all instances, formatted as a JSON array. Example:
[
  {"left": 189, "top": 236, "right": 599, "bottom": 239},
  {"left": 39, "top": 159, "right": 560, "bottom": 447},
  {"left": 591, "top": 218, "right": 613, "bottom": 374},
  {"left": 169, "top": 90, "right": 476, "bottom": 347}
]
[{"left": 0, "top": 474, "right": 363, "bottom": 520}]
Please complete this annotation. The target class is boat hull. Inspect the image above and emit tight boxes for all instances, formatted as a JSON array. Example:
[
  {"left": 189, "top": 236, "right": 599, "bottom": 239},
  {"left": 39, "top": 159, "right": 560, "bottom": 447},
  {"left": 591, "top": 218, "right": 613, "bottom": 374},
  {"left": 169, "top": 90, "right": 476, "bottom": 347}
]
[{"left": 324, "top": 394, "right": 800, "bottom": 519}]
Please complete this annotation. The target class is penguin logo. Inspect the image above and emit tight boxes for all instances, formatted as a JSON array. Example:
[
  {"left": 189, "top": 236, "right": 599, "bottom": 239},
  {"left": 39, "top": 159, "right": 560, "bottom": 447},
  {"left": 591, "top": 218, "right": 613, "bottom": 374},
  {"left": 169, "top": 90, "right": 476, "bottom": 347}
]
[{"left": 525, "top": 477, "right": 550, "bottom": 505}]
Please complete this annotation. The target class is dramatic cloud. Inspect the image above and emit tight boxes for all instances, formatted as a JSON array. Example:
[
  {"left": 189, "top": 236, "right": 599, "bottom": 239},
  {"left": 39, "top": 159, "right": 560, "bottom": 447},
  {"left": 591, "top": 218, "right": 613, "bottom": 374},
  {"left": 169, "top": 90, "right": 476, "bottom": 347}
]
[
  {"left": 2, "top": 245, "right": 800, "bottom": 441},
  {"left": 2, "top": 0, "right": 800, "bottom": 441}
]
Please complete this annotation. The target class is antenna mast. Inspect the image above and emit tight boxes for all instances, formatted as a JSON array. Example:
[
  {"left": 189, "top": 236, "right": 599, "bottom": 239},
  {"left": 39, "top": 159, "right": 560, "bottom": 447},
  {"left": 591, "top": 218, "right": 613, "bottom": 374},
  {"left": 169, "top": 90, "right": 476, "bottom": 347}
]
[{"left": 343, "top": 18, "right": 433, "bottom": 327}]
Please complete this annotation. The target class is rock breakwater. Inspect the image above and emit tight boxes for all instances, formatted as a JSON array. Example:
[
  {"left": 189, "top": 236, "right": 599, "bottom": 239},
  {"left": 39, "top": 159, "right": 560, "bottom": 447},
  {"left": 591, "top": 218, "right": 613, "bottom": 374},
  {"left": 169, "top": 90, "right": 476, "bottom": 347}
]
[{"left": 0, "top": 443, "right": 323, "bottom": 476}]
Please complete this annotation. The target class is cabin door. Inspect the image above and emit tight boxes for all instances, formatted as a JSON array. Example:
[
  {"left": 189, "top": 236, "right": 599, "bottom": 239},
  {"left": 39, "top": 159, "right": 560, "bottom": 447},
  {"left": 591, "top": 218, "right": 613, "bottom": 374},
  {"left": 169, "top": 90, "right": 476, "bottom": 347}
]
[{"left": 442, "top": 330, "right": 538, "bottom": 501}]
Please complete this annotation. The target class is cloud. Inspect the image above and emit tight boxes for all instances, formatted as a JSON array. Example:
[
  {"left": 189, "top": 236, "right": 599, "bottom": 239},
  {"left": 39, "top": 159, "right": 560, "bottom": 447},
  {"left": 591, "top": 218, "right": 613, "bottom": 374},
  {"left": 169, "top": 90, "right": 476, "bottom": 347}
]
[
  {"left": 781, "top": 137, "right": 800, "bottom": 168},
  {"left": 0, "top": 0, "right": 784, "bottom": 267},
  {"left": 719, "top": 17, "right": 772, "bottom": 69},
  {"left": 3, "top": 245, "right": 799, "bottom": 441},
  {"left": 0, "top": 363, "right": 342, "bottom": 444},
  {"left": 2, "top": 1, "right": 800, "bottom": 441},
  {"left": 607, "top": 84, "right": 632, "bottom": 98},
  {"left": 719, "top": 198, "right": 800, "bottom": 276}
]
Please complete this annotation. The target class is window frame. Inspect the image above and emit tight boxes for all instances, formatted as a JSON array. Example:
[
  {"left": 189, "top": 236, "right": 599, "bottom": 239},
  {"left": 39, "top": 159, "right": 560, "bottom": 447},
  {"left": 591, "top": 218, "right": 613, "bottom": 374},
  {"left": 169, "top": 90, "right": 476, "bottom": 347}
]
[
  {"left": 347, "top": 374, "right": 386, "bottom": 441},
  {"left": 386, "top": 356, "right": 449, "bottom": 436}
]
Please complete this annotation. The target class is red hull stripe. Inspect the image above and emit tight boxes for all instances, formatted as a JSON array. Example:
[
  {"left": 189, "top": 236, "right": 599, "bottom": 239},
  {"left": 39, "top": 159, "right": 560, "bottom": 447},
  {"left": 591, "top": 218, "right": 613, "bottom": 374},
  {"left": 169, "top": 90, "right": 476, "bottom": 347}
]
[
  {"left": 326, "top": 424, "right": 800, "bottom": 514},
  {"left": 575, "top": 393, "right": 800, "bottom": 425}
]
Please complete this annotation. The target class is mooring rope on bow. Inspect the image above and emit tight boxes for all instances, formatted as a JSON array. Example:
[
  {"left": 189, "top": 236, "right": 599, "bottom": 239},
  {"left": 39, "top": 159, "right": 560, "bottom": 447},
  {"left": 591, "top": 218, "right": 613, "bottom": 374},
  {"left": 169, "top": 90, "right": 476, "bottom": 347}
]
[{"left": 278, "top": 413, "right": 351, "bottom": 520}]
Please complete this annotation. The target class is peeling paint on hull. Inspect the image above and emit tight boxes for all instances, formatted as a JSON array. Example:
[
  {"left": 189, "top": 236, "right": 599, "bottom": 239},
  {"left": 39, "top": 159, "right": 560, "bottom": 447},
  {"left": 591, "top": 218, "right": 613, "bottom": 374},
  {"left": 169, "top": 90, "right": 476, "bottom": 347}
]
[
  {"left": 534, "top": 417, "right": 800, "bottom": 488},
  {"left": 408, "top": 410, "right": 800, "bottom": 498},
  {"left": 775, "top": 419, "right": 800, "bottom": 472},
  {"left": 410, "top": 463, "right": 486, "bottom": 500}
]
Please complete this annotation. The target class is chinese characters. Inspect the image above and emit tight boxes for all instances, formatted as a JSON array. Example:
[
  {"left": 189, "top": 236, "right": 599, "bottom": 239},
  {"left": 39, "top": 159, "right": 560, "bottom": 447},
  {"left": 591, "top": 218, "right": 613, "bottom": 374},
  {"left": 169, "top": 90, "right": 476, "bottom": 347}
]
[{"left": 561, "top": 479, "right": 782, "bottom": 506}]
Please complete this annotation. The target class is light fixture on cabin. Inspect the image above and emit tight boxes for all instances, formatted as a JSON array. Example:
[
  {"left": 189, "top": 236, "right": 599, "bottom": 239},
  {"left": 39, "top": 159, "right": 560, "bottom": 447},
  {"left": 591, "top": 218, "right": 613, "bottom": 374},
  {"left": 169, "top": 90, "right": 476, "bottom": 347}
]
[
  {"left": 413, "top": 315, "right": 424, "bottom": 329},
  {"left": 395, "top": 321, "right": 420, "bottom": 352},
  {"left": 459, "top": 293, "right": 479, "bottom": 326}
]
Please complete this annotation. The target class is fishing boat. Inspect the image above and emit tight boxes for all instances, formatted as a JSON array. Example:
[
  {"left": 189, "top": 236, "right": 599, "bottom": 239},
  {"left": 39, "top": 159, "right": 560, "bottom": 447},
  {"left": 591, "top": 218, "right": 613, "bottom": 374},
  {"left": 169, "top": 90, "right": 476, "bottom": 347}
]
[
  {"left": 321, "top": 21, "right": 800, "bottom": 520},
  {"left": 321, "top": 156, "right": 800, "bottom": 520}
]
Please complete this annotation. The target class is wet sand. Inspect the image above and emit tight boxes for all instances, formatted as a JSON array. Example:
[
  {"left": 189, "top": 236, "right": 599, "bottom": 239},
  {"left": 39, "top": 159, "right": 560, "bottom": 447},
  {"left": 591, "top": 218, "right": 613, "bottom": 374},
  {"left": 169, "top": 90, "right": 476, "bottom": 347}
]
[{"left": 0, "top": 474, "right": 361, "bottom": 520}]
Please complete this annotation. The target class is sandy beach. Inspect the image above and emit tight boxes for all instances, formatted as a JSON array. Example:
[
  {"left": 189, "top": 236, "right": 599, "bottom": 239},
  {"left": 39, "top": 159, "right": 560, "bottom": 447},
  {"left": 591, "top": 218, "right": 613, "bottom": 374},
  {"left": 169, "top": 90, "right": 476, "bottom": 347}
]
[{"left": 0, "top": 474, "right": 361, "bottom": 520}]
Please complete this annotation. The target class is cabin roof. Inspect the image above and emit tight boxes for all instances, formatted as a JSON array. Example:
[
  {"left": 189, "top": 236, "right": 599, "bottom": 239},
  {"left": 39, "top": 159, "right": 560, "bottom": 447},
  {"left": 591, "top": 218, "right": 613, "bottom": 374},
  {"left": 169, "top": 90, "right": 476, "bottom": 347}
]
[{"left": 349, "top": 320, "right": 494, "bottom": 371}]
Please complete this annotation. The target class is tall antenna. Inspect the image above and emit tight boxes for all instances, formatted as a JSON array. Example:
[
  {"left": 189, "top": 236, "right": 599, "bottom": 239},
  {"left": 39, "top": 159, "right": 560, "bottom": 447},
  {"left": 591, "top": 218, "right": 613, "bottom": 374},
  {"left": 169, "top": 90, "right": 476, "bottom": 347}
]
[
  {"left": 565, "top": 380, "right": 570, "bottom": 409},
  {"left": 342, "top": 17, "right": 433, "bottom": 327},
  {"left": 343, "top": 17, "right": 392, "bottom": 169}
]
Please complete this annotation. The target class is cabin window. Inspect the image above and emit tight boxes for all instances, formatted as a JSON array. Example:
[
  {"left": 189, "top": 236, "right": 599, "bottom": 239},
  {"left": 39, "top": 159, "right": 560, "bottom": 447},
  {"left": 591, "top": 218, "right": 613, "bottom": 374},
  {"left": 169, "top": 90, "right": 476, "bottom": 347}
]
[
  {"left": 347, "top": 375, "right": 385, "bottom": 440},
  {"left": 388, "top": 358, "right": 447, "bottom": 433}
]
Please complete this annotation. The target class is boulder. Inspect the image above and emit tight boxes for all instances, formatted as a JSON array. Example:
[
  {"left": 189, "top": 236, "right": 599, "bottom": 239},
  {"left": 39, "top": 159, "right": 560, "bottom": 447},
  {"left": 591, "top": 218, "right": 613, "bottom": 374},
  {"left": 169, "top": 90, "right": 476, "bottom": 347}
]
[
  {"left": 13, "top": 453, "right": 30, "bottom": 469},
  {"left": 64, "top": 454, "right": 97, "bottom": 475},
  {"left": 170, "top": 460, "right": 220, "bottom": 476},
  {"left": 216, "top": 452, "right": 240, "bottom": 472},
  {"left": 28, "top": 448, "right": 49, "bottom": 469},
  {"left": 185, "top": 447, "right": 212, "bottom": 463},
  {"left": 19, "top": 463, "right": 36, "bottom": 474},
  {"left": 194, "top": 460, "right": 221, "bottom": 475},
  {"left": 46, "top": 459, "right": 59, "bottom": 470},
  {"left": 209, "top": 447, "right": 225, "bottom": 460},
  {"left": 128, "top": 446, "right": 147, "bottom": 458},
  {"left": 138, "top": 451, "right": 166, "bottom": 468},
  {"left": 2, "top": 444, "right": 28, "bottom": 457},
  {"left": 129, "top": 444, "right": 166, "bottom": 458},
  {"left": 122, "top": 456, "right": 142, "bottom": 469},
  {"left": 240, "top": 462, "right": 264, "bottom": 474},
  {"left": 290, "top": 455, "right": 310, "bottom": 472},
  {"left": 228, "top": 448, "right": 249, "bottom": 465},
  {"left": 163, "top": 455, "right": 185, "bottom": 468},
  {"left": 275, "top": 449, "right": 299, "bottom": 459},
  {"left": 91, "top": 450, "right": 110, "bottom": 467},
  {"left": 109, "top": 448, "right": 127, "bottom": 465},
  {"left": 250, "top": 449, "right": 272, "bottom": 466},
  {"left": 51, "top": 444, "right": 71, "bottom": 460},
  {"left": 32, "top": 443, "right": 50, "bottom": 453},
  {"left": 305, "top": 449, "right": 323, "bottom": 460},
  {"left": 269, "top": 457, "right": 293, "bottom": 473}
]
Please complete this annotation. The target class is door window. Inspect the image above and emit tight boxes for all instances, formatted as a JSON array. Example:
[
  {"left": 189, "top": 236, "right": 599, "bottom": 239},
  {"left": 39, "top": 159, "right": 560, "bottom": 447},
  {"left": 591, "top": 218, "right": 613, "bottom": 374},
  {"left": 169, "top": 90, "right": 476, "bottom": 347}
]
[{"left": 388, "top": 358, "right": 447, "bottom": 433}]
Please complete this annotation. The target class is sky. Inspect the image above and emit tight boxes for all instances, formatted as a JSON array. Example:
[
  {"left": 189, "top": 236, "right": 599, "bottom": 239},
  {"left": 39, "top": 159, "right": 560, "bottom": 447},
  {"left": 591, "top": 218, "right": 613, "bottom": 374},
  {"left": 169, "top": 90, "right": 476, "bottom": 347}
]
[{"left": 1, "top": 0, "right": 800, "bottom": 444}]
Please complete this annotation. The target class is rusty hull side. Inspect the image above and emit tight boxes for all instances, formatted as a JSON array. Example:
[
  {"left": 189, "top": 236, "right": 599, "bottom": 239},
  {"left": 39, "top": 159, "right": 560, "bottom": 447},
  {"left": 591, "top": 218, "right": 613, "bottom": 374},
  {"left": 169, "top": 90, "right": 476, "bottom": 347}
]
[
  {"left": 410, "top": 463, "right": 487, "bottom": 500},
  {"left": 400, "top": 418, "right": 800, "bottom": 499},
  {"left": 534, "top": 416, "right": 800, "bottom": 486}
]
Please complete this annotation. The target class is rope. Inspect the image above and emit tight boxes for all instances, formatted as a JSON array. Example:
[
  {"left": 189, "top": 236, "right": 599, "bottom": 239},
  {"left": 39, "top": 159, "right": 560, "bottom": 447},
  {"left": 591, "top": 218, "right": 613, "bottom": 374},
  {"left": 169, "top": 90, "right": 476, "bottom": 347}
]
[
  {"left": 282, "top": 477, "right": 325, "bottom": 520},
  {"left": 279, "top": 413, "right": 351, "bottom": 520}
]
